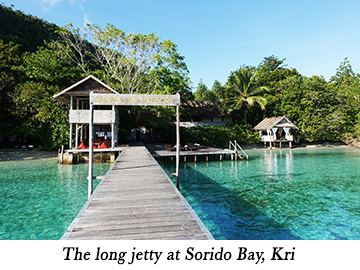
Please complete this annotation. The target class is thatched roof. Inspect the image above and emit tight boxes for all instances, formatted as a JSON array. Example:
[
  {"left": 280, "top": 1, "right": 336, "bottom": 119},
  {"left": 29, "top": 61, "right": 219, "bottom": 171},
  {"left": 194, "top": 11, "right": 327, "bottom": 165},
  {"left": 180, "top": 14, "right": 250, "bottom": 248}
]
[
  {"left": 253, "top": 116, "right": 299, "bottom": 130},
  {"left": 52, "top": 75, "right": 118, "bottom": 104}
]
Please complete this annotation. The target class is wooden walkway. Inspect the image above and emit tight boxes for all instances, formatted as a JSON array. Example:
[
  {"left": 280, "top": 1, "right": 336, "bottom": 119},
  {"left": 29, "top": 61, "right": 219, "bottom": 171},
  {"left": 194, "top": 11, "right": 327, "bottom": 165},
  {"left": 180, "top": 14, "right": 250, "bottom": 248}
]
[{"left": 61, "top": 145, "right": 213, "bottom": 240}]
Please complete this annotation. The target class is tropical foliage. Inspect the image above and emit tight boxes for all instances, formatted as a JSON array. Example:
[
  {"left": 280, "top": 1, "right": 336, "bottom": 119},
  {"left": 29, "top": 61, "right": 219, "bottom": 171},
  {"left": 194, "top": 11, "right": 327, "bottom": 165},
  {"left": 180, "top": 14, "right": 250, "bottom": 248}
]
[
  {"left": 0, "top": 5, "right": 191, "bottom": 149},
  {"left": 2, "top": 4, "right": 360, "bottom": 149},
  {"left": 223, "top": 67, "right": 269, "bottom": 125}
]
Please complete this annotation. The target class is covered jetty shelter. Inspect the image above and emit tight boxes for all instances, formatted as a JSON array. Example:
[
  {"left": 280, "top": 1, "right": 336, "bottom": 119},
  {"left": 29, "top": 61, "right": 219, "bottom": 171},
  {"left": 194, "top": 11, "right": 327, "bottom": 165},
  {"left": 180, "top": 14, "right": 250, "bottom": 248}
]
[
  {"left": 254, "top": 116, "right": 299, "bottom": 149},
  {"left": 52, "top": 75, "right": 120, "bottom": 158}
]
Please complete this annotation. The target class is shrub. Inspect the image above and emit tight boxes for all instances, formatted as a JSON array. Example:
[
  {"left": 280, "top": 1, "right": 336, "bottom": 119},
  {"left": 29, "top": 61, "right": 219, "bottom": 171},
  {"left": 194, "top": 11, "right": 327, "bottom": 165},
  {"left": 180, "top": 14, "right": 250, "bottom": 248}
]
[{"left": 180, "top": 124, "right": 259, "bottom": 148}]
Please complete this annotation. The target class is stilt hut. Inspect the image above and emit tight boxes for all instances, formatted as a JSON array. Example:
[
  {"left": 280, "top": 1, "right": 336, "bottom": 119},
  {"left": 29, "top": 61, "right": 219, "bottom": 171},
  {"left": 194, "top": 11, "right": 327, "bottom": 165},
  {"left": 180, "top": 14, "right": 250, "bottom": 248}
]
[
  {"left": 52, "top": 75, "right": 120, "bottom": 150},
  {"left": 254, "top": 116, "right": 299, "bottom": 149}
]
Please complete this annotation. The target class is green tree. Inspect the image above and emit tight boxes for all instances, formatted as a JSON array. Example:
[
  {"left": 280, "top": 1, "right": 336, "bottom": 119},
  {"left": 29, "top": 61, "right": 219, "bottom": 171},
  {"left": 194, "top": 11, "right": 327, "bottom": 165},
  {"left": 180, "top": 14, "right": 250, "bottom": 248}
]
[
  {"left": 194, "top": 80, "right": 214, "bottom": 101},
  {"left": 223, "top": 67, "right": 269, "bottom": 125},
  {"left": 0, "top": 41, "right": 19, "bottom": 127},
  {"left": 12, "top": 45, "right": 82, "bottom": 149},
  {"left": 329, "top": 58, "right": 360, "bottom": 140},
  {"left": 57, "top": 23, "right": 191, "bottom": 95},
  {"left": 211, "top": 80, "right": 225, "bottom": 104}
]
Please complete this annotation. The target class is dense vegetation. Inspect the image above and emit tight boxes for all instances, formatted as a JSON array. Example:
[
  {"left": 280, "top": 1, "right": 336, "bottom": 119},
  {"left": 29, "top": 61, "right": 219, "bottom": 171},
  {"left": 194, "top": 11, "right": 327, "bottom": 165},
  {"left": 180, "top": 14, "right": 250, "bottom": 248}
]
[
  {"left": 1, "top": 4, "right": 360, "bottom": 150},
  {"left": 193, "top": 56, "right": 360, "bottom": 147},
  {"left": 0, "top": 5, "right": 191, "bottom": 149}
]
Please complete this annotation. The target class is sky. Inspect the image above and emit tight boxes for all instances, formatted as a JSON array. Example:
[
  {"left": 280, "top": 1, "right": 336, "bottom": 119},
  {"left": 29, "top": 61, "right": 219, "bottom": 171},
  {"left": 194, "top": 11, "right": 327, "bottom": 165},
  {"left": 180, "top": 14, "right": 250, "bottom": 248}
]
[{"left": 2, "top": 0, "right": 360, "bottom": 89}]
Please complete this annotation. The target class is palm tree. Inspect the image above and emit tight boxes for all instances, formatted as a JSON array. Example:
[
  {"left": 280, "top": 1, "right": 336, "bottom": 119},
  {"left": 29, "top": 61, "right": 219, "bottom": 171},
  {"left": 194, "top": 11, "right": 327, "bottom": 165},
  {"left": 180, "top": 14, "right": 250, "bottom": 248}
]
[{"left": 223, "top": 67, "right": 269, "bottom": 125}]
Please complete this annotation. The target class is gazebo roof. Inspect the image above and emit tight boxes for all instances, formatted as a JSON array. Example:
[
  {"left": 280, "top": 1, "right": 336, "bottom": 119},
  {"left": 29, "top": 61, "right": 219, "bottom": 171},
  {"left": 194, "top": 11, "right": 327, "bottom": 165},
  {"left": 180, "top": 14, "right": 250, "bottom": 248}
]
[
  {"left": 253, "top": 116, "right": 299, "bottom": 130},
  {"left": 52, "top": 75, "right": 118, "bottom": 104}
]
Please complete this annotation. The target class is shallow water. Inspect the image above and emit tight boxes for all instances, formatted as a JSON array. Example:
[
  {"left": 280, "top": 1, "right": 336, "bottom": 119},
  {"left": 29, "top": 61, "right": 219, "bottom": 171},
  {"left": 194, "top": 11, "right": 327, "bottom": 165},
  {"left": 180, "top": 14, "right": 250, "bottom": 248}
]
[
  {"left": 0, "top": 159, "right": 110, "bottom": 240},
  {"left": 159, "top": 147, "right": 360, "bottom": 240}
]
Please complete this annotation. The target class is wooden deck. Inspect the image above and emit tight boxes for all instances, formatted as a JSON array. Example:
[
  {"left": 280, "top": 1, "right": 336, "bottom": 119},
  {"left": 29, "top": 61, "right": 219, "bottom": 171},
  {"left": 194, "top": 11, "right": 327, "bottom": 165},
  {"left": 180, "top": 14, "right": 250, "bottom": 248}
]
[
  {"left": 61, "top": 144, "right": 213, "bottom": 240},
  {"left": 148, "top": 144, "right": 242, "bottom": 162}
]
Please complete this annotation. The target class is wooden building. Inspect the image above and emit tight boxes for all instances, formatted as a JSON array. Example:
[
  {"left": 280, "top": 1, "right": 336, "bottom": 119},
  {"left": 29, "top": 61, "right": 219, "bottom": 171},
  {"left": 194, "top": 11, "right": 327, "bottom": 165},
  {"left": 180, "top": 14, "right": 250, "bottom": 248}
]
[
  {"left": 180, "top": 100, "right": 232, "bottom": 128},
  {"left": 254, "top": 116, "right": 299, "bottom": 148},
  {"left": 52, "top": 75, "right": 120, "bottom": 150}
]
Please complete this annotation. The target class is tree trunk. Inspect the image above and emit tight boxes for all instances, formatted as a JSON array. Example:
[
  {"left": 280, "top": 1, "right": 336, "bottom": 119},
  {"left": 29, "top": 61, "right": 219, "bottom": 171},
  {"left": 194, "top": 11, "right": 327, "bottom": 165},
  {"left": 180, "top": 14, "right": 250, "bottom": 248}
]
[{"left": 243, "top": 107, "right": 248, "bottom": 125}]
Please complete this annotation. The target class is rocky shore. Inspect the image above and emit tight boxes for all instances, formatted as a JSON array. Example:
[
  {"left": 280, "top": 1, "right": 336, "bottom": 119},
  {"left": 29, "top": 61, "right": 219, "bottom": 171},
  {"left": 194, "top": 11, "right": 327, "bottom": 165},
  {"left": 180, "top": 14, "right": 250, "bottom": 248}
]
[{"left": 342, "top": 136, "right": 360, "bottom": 149}]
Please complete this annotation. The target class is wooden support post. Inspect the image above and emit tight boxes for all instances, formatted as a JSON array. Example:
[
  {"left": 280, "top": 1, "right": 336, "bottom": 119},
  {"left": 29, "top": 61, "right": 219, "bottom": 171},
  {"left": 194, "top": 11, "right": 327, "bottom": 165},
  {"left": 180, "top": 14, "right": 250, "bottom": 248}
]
[
  {"left": 69, "top": 123, "right": 73, "bottom": 149},
  {"left": 69, "top": 96, "right": 73, "bottom": 149},
  {"left": 206, "top": 155, "right": 209, "bottom": 162},
  {"left": 194, "top": 155, "right": 197, "bottom": 163},
  {"left": 111, "top": 105, "right": 115, "bottom": 148},
  {"left": 176, "top": 103, "right": 180, "bottom": 190},
  {"left": 220, "top": 154, "right": 222, "bottom": 161},
  {"left": 75, "top": 124, "right": 79, "bottom": 148},
  {"left": 80, "top": 124, "right": 83, "bottom": 142},
  {"left": 184, "top": 156, "right": 186, "bottom": 163},
  {"left": 60, "top": 145, "right": 64, "bottom": 164},
  {"left": 111, "top": 123, "right": 115, "bottom": 148},
  {"left": 88, "top": 92, "right": 94, "bottom": 199}
]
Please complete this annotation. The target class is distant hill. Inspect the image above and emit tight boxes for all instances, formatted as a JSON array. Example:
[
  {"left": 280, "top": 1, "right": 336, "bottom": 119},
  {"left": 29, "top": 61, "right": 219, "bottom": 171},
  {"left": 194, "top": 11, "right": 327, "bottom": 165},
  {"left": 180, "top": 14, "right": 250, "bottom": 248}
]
[{"left": 0, "top": 4, "right": 60, "bottom": 52}]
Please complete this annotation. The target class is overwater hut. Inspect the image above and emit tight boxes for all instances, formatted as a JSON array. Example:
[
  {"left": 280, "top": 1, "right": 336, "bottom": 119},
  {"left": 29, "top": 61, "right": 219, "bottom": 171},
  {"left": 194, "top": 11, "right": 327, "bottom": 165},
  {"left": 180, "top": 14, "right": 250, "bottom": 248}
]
[
  {"left": 52, "top": 75, "right": 119, "bottom": 150},
  {"left": 254, "top": 116, "right": 299, "bottom": 149}
]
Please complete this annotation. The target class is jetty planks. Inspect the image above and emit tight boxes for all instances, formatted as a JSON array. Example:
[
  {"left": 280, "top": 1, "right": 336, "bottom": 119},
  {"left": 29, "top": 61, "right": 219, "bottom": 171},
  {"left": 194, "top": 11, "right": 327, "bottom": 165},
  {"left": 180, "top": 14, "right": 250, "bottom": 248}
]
[{"left": 62, "top": 145, "right": 213, "bottom": 240}]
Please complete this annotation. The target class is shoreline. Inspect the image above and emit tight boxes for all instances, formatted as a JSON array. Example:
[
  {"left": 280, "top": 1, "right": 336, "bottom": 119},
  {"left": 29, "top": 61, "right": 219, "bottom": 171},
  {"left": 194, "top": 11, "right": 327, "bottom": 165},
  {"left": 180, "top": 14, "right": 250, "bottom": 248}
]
[
  {"left": 0, "top": 148, "right": 57, "bottom": 162},
  {"left": 241, "top": 142, "right": 351, "bottom": 151},
  {"left": 0, "top": 142, "right": 354, "bottom": 162}
]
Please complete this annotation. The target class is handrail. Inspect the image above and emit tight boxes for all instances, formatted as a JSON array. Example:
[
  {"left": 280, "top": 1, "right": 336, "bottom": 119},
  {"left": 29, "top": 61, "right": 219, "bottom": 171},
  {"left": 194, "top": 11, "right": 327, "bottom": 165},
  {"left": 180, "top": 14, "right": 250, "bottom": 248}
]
[
  {"left": 228, "top": 140, "right": 249, "bottom": 160},
  {"left": 234, "top": 140, "right": 248, "bottom": 160}
]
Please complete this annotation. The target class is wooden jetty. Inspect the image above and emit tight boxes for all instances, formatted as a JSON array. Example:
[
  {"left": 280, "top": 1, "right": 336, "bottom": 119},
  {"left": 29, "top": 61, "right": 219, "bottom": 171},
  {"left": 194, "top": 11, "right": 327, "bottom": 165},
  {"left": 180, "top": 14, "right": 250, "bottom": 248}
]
[
  {"left": 61, "top": 144, "right": 213, "bottom": 240},
  {"left": 149, "top": 142, "right": 247, "bottom": 162}
]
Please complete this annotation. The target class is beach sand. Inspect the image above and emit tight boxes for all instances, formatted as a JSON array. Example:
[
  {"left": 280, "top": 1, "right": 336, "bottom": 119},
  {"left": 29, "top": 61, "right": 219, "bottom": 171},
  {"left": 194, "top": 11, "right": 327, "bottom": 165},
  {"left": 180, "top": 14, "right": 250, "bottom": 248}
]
[
  {"left": 240, "top": 141, "right": 350, "bottom": 151},
  {"left": 0, "top": 142, "right": 351, "bottom": 162},
  {"left": 0, "top": 148, "right": 57, "bottom": 162}
]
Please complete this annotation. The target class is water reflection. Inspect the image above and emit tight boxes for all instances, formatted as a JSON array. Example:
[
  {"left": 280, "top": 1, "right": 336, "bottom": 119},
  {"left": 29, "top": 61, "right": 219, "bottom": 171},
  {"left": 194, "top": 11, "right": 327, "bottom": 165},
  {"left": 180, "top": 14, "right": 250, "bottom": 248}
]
[{"left": 159, "top": 148, "right": 360, "bottom": 240}]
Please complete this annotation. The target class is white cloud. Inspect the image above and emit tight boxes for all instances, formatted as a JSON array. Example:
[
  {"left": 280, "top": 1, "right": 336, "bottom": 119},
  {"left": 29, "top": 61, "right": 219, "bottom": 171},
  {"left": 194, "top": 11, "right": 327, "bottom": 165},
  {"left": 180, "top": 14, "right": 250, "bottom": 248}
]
[
  {"left": 70, "top": 0, "right": 86, "bottom": 7},
  {"left": 83, "top": 13, "right": 91, "bottom": 27},
  {"left": 40, "top": 0, "right": 64, "bottom": 7},
  {"left": 39, "top": 0, "right": 86, "bottom": 9}
]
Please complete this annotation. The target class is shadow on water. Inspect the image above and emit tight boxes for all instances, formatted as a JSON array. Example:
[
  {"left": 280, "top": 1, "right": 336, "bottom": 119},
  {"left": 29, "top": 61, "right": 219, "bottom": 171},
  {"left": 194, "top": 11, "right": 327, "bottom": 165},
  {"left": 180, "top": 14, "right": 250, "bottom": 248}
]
[{"left": 159, "top": 159, "right": 301, "bottom": 240}]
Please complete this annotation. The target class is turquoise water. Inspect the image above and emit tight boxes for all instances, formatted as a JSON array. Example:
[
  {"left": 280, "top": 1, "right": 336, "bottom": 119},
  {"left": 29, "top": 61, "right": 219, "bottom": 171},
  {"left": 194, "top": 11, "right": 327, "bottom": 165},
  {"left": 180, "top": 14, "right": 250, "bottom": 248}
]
[
  {"left": 0, "top": 158, "right": 111, "bottom": 240},
  {"left": 160, "top": 147, "right": 360, "bottom": 240}
]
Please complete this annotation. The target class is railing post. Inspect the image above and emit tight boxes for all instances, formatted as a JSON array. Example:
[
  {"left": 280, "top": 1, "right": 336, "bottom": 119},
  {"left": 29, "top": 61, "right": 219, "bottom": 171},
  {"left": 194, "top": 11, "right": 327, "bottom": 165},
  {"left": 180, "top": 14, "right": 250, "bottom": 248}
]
[{"left": 176, "top": 103, "right": 180, "bottom": 190}]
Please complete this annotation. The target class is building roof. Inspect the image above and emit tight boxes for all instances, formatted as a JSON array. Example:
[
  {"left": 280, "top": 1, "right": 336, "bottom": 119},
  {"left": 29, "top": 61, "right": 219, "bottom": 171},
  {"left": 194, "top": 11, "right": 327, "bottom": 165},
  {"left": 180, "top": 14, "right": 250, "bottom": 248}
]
[
  {"left": 52, "top": 75, "right": 118, "bottom": 104},
  {"left": 182, "top": 100, "right": 228, "bottom": 117},
  {"left": 253, "top": 116, "right": 299, "bottom": 130}
]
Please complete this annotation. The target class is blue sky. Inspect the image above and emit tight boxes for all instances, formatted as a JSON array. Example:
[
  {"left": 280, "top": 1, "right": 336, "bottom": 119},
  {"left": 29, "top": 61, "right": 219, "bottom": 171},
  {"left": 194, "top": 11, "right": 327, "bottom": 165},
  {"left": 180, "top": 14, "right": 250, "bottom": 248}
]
[{"left": 3, "top": 0, "right": 360, "bottom": 89}]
